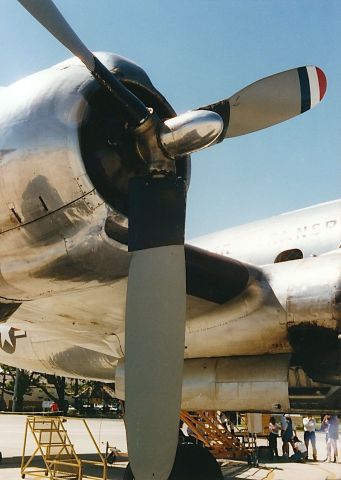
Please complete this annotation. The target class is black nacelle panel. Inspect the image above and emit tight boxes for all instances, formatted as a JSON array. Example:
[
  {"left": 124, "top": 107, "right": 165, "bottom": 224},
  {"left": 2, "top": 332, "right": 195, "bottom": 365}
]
[{"left": 185, "top": 245, "right": 250, "bottom": 304}]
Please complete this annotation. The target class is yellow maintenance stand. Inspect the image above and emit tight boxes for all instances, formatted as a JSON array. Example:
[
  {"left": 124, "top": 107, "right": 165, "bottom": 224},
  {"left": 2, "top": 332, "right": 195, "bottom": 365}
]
[{"left": 21, "top": 416, "right": 107, "bottom": 480}]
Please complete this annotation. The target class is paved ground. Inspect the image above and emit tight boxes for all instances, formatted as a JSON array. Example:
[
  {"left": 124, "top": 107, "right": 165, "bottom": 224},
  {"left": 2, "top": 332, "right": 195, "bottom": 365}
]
[{"left": 0, "top": 414, "right": 340, "bottom": 479}]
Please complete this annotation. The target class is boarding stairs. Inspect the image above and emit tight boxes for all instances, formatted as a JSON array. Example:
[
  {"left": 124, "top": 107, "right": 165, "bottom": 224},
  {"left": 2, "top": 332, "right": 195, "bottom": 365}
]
[
  {"left": 21, "top": 416, "right": 107, "bottom": 480},
  {"left": 180, "top": 410, "right": 257, "bottom": 461}
]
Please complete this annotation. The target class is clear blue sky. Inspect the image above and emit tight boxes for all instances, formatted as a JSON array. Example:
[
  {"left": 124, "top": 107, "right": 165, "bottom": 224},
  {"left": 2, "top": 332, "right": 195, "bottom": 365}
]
[{"left": 1, "top": 1, "right": 340, "bottom": 239}]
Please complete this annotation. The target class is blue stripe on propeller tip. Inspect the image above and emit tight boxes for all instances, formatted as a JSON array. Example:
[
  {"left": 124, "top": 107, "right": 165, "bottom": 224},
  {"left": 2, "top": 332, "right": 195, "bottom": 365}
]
[{"left": 298, "top": 67, "right": 311, "bottom": 113}]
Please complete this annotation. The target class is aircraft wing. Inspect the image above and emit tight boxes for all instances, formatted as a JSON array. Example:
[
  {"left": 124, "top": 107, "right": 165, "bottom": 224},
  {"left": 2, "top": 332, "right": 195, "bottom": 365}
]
[
  {"left": 0, "top": 245, "right": 265, "bottom": 372},
  {"left": 0, "top": 241, "right": 340, "bottom": 415}
]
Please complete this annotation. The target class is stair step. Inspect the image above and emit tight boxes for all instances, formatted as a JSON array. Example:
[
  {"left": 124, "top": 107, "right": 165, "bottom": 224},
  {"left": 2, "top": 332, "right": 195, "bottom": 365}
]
[{"left": 180, "top": 410, "right": 255, "bottom": 461}]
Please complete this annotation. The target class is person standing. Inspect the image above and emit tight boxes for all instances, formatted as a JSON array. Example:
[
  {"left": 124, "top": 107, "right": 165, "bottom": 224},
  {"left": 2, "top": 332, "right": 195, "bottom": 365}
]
[
  {"left": 303, "top": 415, "right": 317, "bottom": 461},
  {"left": 324, "top": 415, "right": 339, "bottom": 463},
  {"left": 50, "top": 401, "right": 59, "bottom": 414},
  {"left": 268, "top": 417, "right": 280, "bottom": 459},
  {"left": 281, "top": 414, "right": 294, "bottom": 458}
]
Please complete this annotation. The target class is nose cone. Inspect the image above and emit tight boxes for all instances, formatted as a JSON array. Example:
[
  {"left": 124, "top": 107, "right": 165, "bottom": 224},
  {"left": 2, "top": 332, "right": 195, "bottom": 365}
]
[{"left": 160, "top": 110, "right": 224, "bottom": 158}]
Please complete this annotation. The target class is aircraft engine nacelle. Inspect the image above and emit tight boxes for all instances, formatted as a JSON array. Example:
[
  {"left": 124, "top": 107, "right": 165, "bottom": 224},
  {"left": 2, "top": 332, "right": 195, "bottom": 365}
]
[
  {"left": 264, "top": 250, "right": 341, "bottom": 385},
  {"left": 115, "top": 354, "right": 291, "bottom": 412},
  {"left": 0, "top": 53, "right": 189, "bottom": 300}
]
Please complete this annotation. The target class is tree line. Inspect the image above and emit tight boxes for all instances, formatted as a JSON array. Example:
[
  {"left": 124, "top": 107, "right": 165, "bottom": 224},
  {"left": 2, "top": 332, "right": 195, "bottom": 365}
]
[{"left": 0, "top": 364, "right": 118, "bottom": 414}]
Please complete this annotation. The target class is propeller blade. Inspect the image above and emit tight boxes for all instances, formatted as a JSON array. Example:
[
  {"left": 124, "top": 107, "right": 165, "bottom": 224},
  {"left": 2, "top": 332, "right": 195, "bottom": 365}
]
[
  {"left": 18, "top": 0, "right": 149, "bottom": 127},
  {"left": 125, "top": 175, "right": 186, "bottom": 480},
  {"left": 199, "top": 66, "right": 327, "bottom": 140}
]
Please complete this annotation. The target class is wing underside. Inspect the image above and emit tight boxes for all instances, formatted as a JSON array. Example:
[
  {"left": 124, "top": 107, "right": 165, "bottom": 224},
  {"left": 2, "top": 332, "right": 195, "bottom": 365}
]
[{"left": 0, "top": 246, "right": 261, "bottom": 379}]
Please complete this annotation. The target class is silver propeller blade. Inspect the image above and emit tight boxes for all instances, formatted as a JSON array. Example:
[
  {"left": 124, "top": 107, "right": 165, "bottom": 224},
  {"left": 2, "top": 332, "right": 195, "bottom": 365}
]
[
  {"left": 199, "top": 65, "right": 327, "bottom": 141},
  {"left": 18, "top": 0, "right": 95, "bottom": 70},
  {"left": 126, "top": 247, "right": 186, "bottom": 480},
  {"left": 18, "top": 0, "right": 149, "bottom": 127},
  {"left": 125, "top": 175, "right": 186, "bottom": 480}
]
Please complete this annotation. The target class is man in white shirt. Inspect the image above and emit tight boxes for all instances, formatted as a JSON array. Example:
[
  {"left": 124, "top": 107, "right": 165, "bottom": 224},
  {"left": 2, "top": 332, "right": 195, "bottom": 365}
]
[{"left": 303, "top": 415, "right": 317, "bottom": 461}]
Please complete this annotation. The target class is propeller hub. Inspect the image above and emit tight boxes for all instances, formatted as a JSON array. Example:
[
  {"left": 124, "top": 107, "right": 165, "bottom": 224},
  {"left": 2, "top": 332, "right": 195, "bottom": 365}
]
[
  {"left": 135, "top": 111, "right": 176, "bottom": 174},
  {"left": 136, "top": 109, "right": 224, "bottom": 172},
  {"left": 160, "top": 110, "right": 224, "bottom": 158}
]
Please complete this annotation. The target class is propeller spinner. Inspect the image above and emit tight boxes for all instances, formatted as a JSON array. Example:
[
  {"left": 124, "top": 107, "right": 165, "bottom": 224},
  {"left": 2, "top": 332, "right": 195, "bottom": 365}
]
[{"left": 18, "top": 1, "right": 327, "bottom": 479}]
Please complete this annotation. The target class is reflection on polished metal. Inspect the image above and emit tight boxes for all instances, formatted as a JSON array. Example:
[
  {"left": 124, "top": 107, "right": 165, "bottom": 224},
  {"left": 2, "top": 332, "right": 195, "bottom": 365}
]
[
  {"left": 115, "top": 354, "right": 291, "bottom": 412},
  {"left": 160, "top": 110, "right": 224, "bottom": 158},
  {"left": 135, "top": 112, "right": 176, "bottom": 174}
]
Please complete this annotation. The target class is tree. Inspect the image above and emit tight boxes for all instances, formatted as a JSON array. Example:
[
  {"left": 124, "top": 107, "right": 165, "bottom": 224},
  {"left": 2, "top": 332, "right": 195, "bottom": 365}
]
[
  {"left": 0, "top": 364, "right": 119, "bottom": 414},
  {"left": 0, "top": 365, "right": 65, "bottom": 411},
  {"left": 0, "top": 366, "right": 34, "bottom": 412}
]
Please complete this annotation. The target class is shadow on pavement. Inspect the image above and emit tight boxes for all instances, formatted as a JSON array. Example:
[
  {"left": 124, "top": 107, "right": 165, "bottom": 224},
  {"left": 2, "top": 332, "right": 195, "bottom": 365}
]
[
  {"left": 0, "top": 453, "right": 128, "bottom": 480},
  {"left": 220, "top": 461, "right": 274, "bottom": 480}
]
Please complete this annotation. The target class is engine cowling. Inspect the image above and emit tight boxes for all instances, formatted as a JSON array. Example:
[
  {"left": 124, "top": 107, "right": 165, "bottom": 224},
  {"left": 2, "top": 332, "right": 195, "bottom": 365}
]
[
  {"left": 115, "top": 355, "right": 291, "bottom": 412},
  {"left": 0, "top": 53, "right": 190, "bottom": 300}
]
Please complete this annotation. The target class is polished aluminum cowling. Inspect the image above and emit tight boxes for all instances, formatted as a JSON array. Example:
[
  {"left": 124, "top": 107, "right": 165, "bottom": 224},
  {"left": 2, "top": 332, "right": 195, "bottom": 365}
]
[{"left": 0, "top": 53, "right": 189, "bottom": 301}]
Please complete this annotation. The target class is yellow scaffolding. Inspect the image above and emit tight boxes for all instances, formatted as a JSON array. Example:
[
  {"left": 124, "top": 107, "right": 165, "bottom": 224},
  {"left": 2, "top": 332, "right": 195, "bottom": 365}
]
[{"left": 21, "top": 416, "right": 107, "bottom": 480}]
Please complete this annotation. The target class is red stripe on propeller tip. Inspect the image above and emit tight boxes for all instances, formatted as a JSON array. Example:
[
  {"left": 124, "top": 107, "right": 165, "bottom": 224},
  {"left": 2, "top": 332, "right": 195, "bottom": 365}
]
[{"left": 316, "top": 67, "right": 327, "bottom": 101}]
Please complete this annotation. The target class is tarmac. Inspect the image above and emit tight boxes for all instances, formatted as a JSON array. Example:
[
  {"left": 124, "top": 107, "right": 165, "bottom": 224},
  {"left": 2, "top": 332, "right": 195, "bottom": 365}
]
[{"left": 0, "top": 414, "right": 340, "bottom": 480}]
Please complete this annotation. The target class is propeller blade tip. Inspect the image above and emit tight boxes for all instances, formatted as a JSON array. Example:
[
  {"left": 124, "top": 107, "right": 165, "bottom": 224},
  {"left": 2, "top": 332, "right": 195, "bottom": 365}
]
[
  {"left": 315, "top": 66, "right": 327, "bottom": 101},
  {"left": 299, "top": 66, "right": 327, "bottom": 112}
]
